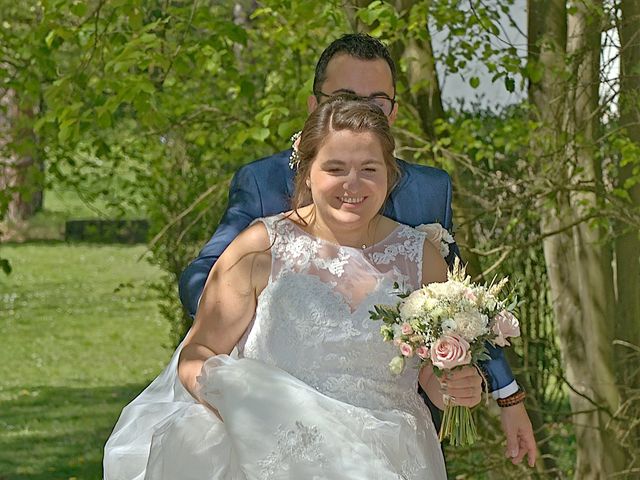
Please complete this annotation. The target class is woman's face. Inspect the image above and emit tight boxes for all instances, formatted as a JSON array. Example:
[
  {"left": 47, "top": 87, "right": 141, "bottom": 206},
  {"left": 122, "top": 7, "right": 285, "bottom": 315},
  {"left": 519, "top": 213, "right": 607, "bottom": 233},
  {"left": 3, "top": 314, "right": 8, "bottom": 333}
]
[{"left": 307, "top": 129, "right": 388, "bottom": 229}]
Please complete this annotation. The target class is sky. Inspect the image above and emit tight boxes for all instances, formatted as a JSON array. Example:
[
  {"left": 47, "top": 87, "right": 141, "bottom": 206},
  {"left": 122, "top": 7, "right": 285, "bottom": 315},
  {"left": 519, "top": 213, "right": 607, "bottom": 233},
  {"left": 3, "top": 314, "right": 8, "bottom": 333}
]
[{"left": 432, "top": 1, "right": 620, "bottom": 115}]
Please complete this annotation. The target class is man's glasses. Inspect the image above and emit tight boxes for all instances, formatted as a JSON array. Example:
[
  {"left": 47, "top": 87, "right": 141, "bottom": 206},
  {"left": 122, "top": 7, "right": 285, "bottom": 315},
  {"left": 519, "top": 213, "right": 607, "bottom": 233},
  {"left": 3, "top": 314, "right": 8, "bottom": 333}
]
[{"left": 314, "top": 91, "right": 396, "bottom": 116}]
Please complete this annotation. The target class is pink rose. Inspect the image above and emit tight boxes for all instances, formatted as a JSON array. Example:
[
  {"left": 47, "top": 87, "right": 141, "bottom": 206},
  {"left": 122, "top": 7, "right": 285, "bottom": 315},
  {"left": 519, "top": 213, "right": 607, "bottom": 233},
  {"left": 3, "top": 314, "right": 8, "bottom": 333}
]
[
  {"left": 400, "top": 342, "right": 414, "bottom": 357},
  {"left": 492, "top": 310, "right": 520, "bottom": 347},
  {"left": 430, "top": 334, "right": 471, "bottom": 369},
  {"left": 416, "top": 346, "right": 430, "bottom": 359},
  {"left": 401, "top": 322, "right": 414, "bottom": 335}
]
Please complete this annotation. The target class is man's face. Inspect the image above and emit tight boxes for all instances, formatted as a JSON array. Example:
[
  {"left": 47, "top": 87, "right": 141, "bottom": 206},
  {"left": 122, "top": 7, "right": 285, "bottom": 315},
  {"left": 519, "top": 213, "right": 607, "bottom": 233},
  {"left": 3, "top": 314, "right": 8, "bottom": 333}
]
[{"left": 308, "top": 54, "right": 398, "bottom": 124}]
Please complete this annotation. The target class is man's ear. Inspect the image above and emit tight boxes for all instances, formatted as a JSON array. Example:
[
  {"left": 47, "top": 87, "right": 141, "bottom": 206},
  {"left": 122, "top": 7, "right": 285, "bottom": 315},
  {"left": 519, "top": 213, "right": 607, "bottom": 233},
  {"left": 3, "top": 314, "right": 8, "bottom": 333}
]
[
  {"left": 388, "top": 101, "right": 399, "bottom": 126},
  {"left": 307, "top": 94, "right": 319, "bottom": 114}
]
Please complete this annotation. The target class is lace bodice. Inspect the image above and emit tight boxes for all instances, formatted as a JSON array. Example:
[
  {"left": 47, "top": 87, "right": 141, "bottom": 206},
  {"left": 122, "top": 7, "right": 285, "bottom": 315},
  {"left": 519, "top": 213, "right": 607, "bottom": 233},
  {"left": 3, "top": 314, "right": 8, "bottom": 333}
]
[
  {"left": 240, "top": 214, "right": 430, "bottom": 414},
  {"left": 105, "top": 214, "right": 447, "bottom": 480}
]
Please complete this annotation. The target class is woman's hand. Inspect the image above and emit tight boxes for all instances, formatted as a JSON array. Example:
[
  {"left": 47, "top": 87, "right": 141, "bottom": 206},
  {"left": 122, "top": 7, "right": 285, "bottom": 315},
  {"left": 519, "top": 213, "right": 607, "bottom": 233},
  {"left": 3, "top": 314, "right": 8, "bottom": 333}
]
[
  {"left": 438, "top": 366, "right": 483, "bottom": 408},
  {"left": 419, "top": 364, "right": 483, "bottom": 410}
]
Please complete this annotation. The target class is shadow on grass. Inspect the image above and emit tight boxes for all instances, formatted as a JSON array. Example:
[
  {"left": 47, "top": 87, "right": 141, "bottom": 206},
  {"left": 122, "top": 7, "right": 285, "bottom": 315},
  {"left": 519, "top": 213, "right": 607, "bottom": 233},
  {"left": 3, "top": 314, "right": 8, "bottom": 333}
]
[
  {"left": 1, "top": 239, "right": 68, "bottom": 247},
  {"left": 0, "top": 384, "right": 147, "bottom": 480}
]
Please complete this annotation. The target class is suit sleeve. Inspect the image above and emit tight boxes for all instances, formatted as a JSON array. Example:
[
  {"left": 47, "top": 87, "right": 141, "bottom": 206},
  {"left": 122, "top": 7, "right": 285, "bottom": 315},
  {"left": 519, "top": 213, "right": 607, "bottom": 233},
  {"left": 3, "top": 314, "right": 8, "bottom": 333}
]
[
  {"left": 178, "top": 166, "right": 263, "bottom": 317},
  {"left": 442, "top": 172, "right": 517, "bottom": 395},
  {"left": 480, "top": 344, "right": 517, "bottom": 395}
]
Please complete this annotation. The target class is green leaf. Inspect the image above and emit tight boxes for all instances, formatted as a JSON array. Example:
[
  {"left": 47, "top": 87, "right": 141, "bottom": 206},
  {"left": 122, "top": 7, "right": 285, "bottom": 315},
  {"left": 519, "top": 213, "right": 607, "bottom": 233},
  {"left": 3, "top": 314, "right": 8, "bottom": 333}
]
[
  {"left": 277, "top": 120, "right": 301, "bottom": 140},
  {"left": 525, "top": 61, "right": 544, "bottom": 83},
  {"left": 469, "top": 77, "right": 480, "bottom": 89},
  {"left": 250, "top": 127, "right": 270, "bottom": 142},
  {"left": 504, "top": 76, "right": 515, "bottom": 92},
  {"left": 45, "top": 30, "right": 57, "bottom": 48},
  {"left": 58, "top": 118, "right": 77, "bottom": 143},
  {"left": 69, "top": 2, "right": 87, "bottom": 17}
]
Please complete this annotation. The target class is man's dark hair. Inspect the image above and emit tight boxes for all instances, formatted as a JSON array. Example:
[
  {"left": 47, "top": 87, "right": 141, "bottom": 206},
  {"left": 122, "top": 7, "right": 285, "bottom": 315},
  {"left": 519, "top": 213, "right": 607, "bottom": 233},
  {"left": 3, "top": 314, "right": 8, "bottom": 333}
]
[{"left": 313, "top": 33, "right": 397, "bottom": 95}]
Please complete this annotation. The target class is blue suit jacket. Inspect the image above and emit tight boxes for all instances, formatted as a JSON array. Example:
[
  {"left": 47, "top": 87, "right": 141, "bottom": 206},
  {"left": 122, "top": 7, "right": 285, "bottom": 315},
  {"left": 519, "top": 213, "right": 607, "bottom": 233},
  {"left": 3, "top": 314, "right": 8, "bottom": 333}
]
[{"left": 179, "top": 150, "right": 514, "bottom": 393}]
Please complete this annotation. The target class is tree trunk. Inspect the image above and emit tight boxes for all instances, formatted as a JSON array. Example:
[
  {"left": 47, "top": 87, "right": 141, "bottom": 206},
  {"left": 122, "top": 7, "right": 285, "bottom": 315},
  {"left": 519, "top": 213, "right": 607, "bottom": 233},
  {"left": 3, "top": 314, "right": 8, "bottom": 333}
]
[
  {"left": 614, "top": 0, "right": 640, "bottom": 466},
  {"left": 526, "top": 6, "right": 577, "bottom": 442},
  {"left": 1, "top": 158, "right": 44, "bottom": 221},
  {"left": 0, "top": 88, "right": 43, "bottom": 226},
  {"left": 530, "top": 0, "right": 627, "bottom": 475},
  {"left": 616, "top": 0, "right": 640, "bottom": 377},
  {"left": 566, "top": 3, "right": 625, "bottom": 475}
]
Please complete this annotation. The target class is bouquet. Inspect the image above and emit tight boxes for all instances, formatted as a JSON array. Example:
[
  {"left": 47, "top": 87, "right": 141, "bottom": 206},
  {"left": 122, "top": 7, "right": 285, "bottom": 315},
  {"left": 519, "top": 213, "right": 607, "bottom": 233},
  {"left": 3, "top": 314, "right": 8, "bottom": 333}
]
[{"left": 370, "top": 245, "right": 520, "bottom": 446}]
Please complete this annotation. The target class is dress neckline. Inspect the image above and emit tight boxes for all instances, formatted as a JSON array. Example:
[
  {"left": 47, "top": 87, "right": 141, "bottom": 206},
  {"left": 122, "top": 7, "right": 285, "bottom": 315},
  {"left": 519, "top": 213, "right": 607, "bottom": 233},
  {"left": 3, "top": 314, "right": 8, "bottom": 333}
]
[{"left": 277, "top": 213, "right": 403, "bottom": 252}]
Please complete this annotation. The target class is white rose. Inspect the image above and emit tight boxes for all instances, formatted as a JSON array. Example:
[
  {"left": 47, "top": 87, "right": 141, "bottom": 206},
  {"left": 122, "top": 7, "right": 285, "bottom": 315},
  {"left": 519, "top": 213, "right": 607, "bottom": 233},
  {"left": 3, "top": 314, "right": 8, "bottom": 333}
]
[
  {"left": 424, "top": 296, "right": 439, "bottom": 311},
  {"left": 452, "top": 310, "right": 489, "bottom": 341},
  {"left": 399, "top": 289, "right": 428, "bottom": 320},
  {"left": 441, "top": 318, "right": 457, "bottom": 332},
  {"left": 430, "top": 306, "right": 448, "bottom": 320}
]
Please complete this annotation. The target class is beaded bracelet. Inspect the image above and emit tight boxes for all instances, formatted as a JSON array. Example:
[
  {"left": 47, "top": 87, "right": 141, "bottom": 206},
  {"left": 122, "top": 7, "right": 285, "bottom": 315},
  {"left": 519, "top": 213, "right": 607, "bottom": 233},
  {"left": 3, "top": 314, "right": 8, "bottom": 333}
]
[{"left": 497, "top": 388, "right": 526, "bottom": 408}]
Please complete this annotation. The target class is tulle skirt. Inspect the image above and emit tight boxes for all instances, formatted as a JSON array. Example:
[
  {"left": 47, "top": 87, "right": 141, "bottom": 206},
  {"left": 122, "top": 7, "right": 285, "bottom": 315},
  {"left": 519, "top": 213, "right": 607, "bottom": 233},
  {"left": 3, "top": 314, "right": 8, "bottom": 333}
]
[{"left": 103, "top": 346, "right": 446, "bottom": 480}]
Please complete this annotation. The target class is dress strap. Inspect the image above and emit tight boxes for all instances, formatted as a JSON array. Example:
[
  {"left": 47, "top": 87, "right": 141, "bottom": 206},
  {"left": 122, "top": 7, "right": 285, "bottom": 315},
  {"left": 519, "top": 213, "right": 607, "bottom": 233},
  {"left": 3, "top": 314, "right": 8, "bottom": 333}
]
[
  {"left": 250, "top": 214, "right": 305, "bottom": 280},
  {"left": 368, "top": 225, "right": 428, "bottom": 291},
  {"left": 250, "top": 214, "right": 280, "bottom": 245}
]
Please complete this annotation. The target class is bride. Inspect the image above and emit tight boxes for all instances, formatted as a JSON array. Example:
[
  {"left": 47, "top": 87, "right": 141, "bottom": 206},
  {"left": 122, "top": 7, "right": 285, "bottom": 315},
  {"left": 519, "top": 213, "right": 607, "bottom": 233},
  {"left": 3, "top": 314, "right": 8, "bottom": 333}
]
[{"left": 104, "top": 96, "right": 482, "bottom": 479}]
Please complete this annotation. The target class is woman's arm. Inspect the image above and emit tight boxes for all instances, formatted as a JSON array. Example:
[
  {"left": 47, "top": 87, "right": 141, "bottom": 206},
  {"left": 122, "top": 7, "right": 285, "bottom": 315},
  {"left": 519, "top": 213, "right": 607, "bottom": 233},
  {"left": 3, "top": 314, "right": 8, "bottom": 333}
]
[{"left": 178, "top": 222, "right": 271, "bottom": 402}]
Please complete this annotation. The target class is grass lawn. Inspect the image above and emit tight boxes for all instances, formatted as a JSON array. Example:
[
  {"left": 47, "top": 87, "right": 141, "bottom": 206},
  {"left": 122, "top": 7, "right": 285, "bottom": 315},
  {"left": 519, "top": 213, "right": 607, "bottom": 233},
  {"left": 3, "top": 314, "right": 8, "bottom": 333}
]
[{"left": 0, "top": 243, "right": 173, "bottom": 479}]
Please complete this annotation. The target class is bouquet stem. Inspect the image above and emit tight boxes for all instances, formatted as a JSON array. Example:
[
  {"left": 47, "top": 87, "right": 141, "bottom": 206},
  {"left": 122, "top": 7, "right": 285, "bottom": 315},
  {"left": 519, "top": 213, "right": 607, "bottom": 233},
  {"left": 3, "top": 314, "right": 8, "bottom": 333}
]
[{"left": 438, "top": 404, "right": 477, "bottom": 446}]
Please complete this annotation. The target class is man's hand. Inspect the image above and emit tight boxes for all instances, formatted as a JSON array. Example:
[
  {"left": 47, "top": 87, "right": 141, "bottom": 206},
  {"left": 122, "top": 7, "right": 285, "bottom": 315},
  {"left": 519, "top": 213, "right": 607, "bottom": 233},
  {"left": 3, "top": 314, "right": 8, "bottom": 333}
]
[
  {"left": 440, "top": 366, "right": 483, "bottom": 408},
  {"left": 500, "top": 402, "right": 537, "bottom": 467}
]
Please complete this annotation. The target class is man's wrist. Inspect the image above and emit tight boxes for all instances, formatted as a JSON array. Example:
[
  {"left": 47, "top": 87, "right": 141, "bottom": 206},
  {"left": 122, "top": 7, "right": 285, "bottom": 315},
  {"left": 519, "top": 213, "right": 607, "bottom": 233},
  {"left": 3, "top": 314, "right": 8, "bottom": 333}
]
[
  {"left": 476, "top": 364, "right": 519, "bottom": 400},
  {"left": 491, "top": 380, "right": 519, "bottom": 400},
  {"left": 496, "top": 387, "right": 526, "bottom": 407}
]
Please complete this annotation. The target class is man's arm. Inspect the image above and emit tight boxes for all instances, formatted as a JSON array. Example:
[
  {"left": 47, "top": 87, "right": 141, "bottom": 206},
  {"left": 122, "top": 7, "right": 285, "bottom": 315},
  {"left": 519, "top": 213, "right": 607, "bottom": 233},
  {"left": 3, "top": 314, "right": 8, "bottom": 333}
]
[
  {"left": 427, "top": 165, "right": 535, "bottom": 462},
  {"left": 480, "top": 344, "right": 519, "bottom": 398},
  {"left": 178, "top": 166, "right": 263, "bottom": 317},
  {"left": 439, "top": 172, "right": 518, "bottom": 398}
]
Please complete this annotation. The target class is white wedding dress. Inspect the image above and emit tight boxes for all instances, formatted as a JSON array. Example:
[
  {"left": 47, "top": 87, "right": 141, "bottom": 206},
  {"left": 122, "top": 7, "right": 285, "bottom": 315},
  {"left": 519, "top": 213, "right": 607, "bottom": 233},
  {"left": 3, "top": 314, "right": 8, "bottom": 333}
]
[{"left": 104, "top": 214, "right": 446, "bottom": 479}]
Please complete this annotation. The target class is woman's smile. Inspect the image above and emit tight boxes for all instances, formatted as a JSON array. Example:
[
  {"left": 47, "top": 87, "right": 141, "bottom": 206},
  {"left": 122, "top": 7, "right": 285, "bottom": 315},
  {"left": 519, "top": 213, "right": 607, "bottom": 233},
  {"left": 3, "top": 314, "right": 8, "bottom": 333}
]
[{"left": 339, "top": 195, "right": 366, "bottom": 206}]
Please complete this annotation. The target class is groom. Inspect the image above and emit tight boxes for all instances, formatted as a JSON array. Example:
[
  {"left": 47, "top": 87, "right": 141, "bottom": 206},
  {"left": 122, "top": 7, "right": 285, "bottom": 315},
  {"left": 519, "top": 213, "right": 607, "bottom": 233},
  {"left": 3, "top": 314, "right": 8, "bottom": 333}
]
[{"left": 179, "top": 33, "right": 536, "bottom": 467}]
